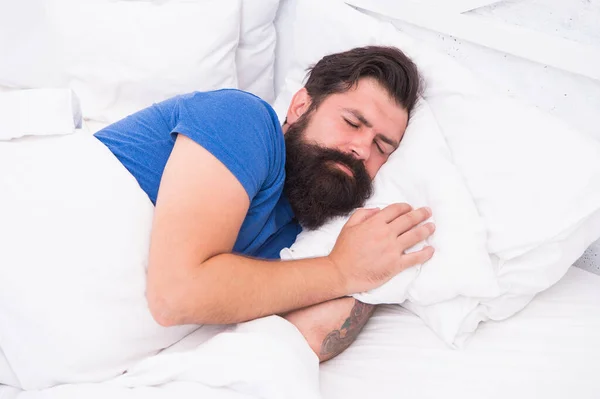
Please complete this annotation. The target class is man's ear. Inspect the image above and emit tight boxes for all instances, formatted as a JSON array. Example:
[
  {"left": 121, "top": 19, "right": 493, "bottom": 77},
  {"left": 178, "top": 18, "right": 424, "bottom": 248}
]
[{"left": 285, "top": 88, "right": 311, "bottom": 125}]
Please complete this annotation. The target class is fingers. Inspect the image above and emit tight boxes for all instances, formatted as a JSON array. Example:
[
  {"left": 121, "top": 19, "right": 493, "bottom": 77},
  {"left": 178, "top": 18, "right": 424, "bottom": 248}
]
[
  {"left": 398, "top": 246, "right": 435, "bottom": 272},
  {"left": 397, "top": 222, "right": 435, "bottom": 250},
  {"left": 388, "top": 206, "right": 432, "bottom": 237},
  {"left": 346, "top": 207, "right": 380, "bottom": 227},
  {"left": 374, "top": 203, "right": 413, "bottom": 223}
]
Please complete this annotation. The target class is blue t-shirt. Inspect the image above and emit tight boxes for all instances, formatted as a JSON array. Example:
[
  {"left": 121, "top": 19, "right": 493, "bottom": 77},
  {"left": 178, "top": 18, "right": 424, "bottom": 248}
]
[{"left": 94, "top": 89, "right": 301, "bottom": 259}]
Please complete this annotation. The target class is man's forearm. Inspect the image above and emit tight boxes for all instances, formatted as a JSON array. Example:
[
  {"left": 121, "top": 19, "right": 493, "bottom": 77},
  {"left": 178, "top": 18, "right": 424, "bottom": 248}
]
[
  {"left": 147, "top": 253, "right": 347, "bottom": 326},
  {"left": 284, "top": 297, "right": 376, "bottom": 362}
]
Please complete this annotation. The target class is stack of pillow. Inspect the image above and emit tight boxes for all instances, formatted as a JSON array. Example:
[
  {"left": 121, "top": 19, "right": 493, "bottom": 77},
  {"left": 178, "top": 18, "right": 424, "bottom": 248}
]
[
  {"left": 275, "top": 0, "right": 600, "bottom": 347},
  {"left": 0, "top": 0, "right": 280, "bottom": 127}
]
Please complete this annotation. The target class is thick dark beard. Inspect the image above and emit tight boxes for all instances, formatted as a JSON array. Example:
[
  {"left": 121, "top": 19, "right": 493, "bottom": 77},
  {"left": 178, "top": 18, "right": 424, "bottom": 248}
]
[{"left": 284, "top": 113, "right": 373, "bottom": 230}]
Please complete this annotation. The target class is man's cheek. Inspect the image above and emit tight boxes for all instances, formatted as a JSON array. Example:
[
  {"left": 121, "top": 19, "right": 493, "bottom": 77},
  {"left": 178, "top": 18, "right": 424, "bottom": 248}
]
[{"left": 365, "top": 161, "right": 379, "bottom": 180}]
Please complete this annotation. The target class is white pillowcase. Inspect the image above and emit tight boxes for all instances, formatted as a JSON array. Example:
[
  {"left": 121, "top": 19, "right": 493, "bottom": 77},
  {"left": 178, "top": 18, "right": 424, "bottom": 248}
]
[
  {"left": 0, "top": 89, "right": 81, "bottom": 140},
  {"left": 281, "top": 100, "right": 499, "bottom": 306},
  {"left": 0, "top": 133, "right": 198, "bottom": 390},
  {"left": 237, "top": 0, "right": 280, "bottom": 103},
  {"left": 273, "top": 0, "right": 300, "bottom": 97},
  {"left": 275, "top": 0, "right": 600, "bottom": 346},
  {"left": 0, "top": 0, "right": 65, "bottom": 89},
  {"left": 1, "top": 0, "right": 242, "bottom": 124},
  {"left": 53, "top": 0, "right": 241, "bottom": 123}
]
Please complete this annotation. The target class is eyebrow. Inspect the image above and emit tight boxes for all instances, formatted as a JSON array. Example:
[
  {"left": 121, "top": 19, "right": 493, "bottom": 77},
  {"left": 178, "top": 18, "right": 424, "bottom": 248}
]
[{"left": 343, "top": 108, "right": 400, "bottom": 149}]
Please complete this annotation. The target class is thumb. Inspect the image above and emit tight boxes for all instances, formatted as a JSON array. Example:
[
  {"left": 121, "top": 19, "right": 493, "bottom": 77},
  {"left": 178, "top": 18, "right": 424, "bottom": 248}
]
[{"left": 346, "top": 207, "right": 380, "bottom": 227}]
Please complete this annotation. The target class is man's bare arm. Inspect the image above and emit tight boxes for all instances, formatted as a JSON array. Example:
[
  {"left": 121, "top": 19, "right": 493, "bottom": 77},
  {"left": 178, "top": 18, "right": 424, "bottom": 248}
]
[
  {"left": 284, "top": 297, "right": 375, "bottom": 362},
  {"left": 147, "top": 135, "right": 434, "bottom": 327},
  {"left": 147, "top": 135, "right": 346, "bottom": 326}
]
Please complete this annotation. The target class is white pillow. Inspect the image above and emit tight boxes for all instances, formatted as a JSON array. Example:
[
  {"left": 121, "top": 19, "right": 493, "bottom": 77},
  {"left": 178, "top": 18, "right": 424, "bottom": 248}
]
[
  {"left": 273, "top": 0, "right": 300, "bottom": 97},
  {"left": 275, "top": 0, "right": 600, "bottom": 346},
  {"left": 0, "top": 89, "right": 81, "bottom": 141},
  {"left": 0, "top": 0, "right": 65, "bottom": 89},
  {"left": 281, "top": 100, "right": 499, "bottom": 306},
  {"left": 0, "top": 133, "right": 198, "bottom": 389},
  {"left": 237, "top": 0, "right": 280, "bottom": 103},
  {"left": 3, "top": 0, "right": 242, "bottom": 124}
]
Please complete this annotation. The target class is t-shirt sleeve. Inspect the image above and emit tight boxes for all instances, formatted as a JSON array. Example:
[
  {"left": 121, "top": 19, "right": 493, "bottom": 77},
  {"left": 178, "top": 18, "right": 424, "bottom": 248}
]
[{"left": 170, "top": 91, "right": 280, "bottom": 201}]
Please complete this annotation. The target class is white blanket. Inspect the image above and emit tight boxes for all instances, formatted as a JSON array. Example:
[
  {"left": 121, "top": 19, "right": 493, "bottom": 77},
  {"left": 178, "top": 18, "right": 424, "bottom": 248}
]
[
  {"left": 0, "top": 316, "right": 320, "bottom": 399},
  {"left": 0, "top": 131, "right": 319, "bottom": 397}
]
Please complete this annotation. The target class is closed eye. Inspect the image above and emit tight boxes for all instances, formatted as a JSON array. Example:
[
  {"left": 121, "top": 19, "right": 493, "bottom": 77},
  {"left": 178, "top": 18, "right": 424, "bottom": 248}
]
[
  {"left": 343, "top": 118, "right": 359, "bottom": 129},
  {"left": 375, "top": 141, "right": 385, "bottom": 154}
]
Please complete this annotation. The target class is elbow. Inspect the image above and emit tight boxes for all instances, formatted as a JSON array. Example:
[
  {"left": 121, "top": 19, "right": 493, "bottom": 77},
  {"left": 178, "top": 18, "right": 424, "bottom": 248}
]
[
  {"left": 146, "top": 275, "right": 218, "bottom": 327},
  {"left": 147, "top": 290, "right": 180, "bottom": 327},
  {"left": 146, "top": 280, "right": 188, "bottom": 327}
]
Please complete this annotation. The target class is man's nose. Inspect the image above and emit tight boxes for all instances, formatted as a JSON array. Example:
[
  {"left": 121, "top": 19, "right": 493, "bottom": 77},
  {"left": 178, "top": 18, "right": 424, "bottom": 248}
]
[{"left": 349, "top": 135, "right": 372, "bottom": 161}]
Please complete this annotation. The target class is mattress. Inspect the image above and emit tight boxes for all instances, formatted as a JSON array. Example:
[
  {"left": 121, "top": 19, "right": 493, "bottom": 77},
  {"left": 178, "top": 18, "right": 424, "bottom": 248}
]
[{"left": 320, "top": 266, "right": 600, "bottom": 399}]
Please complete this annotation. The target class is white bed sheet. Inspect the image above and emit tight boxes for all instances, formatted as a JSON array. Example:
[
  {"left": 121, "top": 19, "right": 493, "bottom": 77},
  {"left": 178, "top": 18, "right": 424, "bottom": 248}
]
[
  {"left": 320, "top": 266, "right": 600, "bottom": 399},
  {"left": 1, "top": 260, "right": 595, "bottom": 399}
]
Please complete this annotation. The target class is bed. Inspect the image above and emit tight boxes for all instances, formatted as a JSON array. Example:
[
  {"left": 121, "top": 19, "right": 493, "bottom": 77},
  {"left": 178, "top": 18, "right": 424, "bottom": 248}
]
[
  {"left": 320, "top": 266, "right": 600, "bottom": 399},
  {"left": 1, "top": 0, "right": 599, "bottom": 398}
]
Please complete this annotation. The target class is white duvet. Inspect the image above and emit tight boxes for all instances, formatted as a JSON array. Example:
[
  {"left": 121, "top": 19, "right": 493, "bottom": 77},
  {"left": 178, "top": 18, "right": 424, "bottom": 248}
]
[
  {"left": 0, "top": 131, "right": 320, "bottom": 397},
  {"left": 0, "top": 317, "right": 320, "bottom": 399}
]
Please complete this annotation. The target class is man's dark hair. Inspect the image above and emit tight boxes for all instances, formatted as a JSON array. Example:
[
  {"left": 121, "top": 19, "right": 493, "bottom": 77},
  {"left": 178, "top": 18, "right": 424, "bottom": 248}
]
[{"left": 304, "top": 45, "right": 421, "bottom": 116}]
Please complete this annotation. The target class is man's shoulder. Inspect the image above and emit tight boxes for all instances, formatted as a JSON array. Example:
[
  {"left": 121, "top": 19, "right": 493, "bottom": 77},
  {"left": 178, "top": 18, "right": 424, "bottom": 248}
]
[
  {"left": 179, "top": 89, "right": 273, "bottom": 114},
  {"left": 185, "top": 89, "right": 282, "bottom": 142}
]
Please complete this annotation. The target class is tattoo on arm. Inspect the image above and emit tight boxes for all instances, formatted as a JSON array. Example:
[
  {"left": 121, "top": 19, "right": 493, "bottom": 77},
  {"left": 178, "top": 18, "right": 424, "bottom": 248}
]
[{"left": 319, "top": 300, "right": 376, "bottom": 362}]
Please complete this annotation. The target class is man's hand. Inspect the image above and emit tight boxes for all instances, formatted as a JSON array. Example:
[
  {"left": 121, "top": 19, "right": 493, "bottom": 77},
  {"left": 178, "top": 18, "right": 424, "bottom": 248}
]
[
  {"left": 282, "top": 205, "right": 435, "bottom": 362},
  {"left": 329, "top": 204, "right": 435, "bottom": 295},
  {"left": 283, "top": 297, "right": 375, "bottom": 362}
]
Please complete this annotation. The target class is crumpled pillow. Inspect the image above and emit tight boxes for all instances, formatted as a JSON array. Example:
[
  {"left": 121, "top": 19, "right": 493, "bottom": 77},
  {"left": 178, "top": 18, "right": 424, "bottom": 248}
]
[{"left": 281, "top": 100, "right": 498, "bottom": 307}]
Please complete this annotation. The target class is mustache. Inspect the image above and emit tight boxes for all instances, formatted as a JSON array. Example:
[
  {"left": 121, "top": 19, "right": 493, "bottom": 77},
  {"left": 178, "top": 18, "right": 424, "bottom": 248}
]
[{"left": 295, "top": 141, "right": 366, "bottom": 176}]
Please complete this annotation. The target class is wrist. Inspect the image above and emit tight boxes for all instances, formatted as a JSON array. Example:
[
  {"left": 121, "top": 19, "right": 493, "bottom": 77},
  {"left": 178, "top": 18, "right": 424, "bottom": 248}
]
[{"left": 324, "top": 254, "right": 349, "bottom": 297}]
